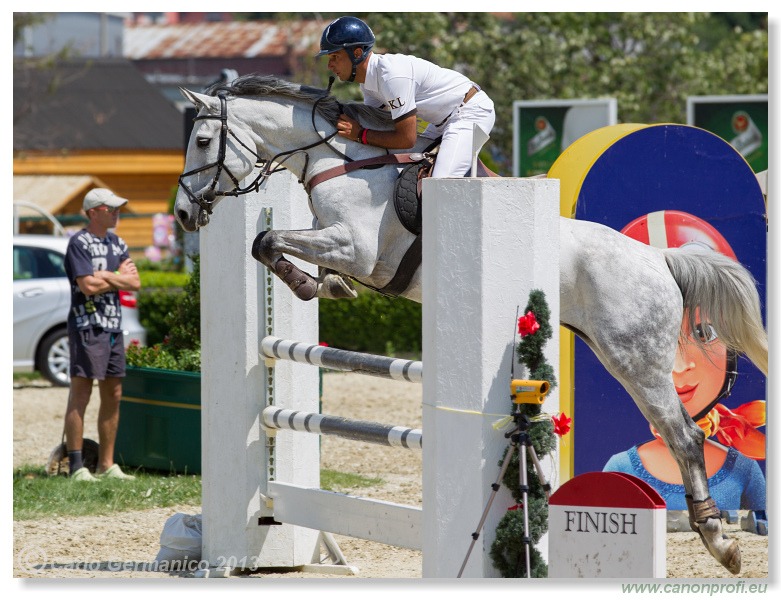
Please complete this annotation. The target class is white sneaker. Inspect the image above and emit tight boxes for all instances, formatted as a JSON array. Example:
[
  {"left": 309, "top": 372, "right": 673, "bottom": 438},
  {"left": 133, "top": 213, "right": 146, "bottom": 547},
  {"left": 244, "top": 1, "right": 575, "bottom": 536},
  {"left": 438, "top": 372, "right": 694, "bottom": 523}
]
[
  {"left": 97, "top": 464, "right": 136, "bottom": 480},
  {"left": 71, "top": 467, "right": 98, "bottom": 482}
]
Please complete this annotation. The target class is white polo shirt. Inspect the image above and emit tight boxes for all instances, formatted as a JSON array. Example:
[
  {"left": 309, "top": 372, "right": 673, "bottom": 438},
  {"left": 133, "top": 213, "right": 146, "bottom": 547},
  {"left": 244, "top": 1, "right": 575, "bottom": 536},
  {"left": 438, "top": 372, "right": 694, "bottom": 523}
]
[{"left": 360, "top": 53, "right": 473, "bottom": 125}]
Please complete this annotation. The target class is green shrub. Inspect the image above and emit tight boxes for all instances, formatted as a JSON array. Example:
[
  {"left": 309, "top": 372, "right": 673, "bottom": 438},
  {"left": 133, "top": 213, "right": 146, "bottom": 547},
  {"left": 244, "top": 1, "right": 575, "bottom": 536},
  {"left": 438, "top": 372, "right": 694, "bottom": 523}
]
[
  {"left": 319, "top": 287, "right": 422, "bottom": 356},
  {"left": 126, "top": 341, "right": 201, "bottom": 372},
  {"left": 137, "top": 289, "right": 180, "bottom": 346},
  {"left": 134, "top": 256, "right": 184, "bottom": 273},
  {"left": 140, "top": 271, "right": 189, "bottom": 288},
  {"left": 129, "top": 256, "right": 201, "bottom": 371},
  {"left": 167, "top": 254, "right": 201, "bottom": 353},
  {"left": 137, "top": 271, "right": 190, "bottom": 346},
  {"left": 134, "top": 260, "right": 422, "bottom": 370}
]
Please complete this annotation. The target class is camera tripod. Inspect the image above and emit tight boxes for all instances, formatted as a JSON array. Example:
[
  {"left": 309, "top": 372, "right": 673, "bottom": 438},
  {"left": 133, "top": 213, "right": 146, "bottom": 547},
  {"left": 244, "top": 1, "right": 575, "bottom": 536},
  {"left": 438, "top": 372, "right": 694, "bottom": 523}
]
[{"left": 457, "top": 410, "right": 551, "bottom": 578}]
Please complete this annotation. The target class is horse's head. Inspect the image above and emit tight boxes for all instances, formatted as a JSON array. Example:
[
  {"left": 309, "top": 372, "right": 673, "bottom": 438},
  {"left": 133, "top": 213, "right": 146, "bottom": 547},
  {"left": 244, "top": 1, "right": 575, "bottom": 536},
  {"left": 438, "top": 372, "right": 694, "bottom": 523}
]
[{"left": 175, "top": 88, "right": 258, "bottom": 232}]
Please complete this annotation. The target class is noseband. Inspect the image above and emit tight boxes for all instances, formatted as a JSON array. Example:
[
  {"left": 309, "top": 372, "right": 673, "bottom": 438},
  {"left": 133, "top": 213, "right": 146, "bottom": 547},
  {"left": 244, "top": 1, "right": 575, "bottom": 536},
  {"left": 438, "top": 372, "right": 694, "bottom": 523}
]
[{"left": 178, "top": 92, "right": 345, "bottom": 217}]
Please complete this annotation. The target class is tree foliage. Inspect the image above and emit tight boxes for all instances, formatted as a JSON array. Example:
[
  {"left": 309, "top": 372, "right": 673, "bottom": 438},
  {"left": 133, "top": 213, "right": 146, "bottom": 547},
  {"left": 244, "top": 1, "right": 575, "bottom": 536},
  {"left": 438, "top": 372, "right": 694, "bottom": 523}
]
[{"left": 308, "top": 12, "right": 767, "bottom": 174}]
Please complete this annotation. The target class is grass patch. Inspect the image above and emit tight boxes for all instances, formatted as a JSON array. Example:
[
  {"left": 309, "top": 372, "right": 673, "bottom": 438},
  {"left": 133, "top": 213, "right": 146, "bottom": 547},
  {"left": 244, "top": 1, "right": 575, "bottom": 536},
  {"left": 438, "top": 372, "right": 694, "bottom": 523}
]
[
  {"left": 13, "top": 466, "right": 384, "bottom": 520},
  {"left": 13, "top": 372, "right": 45, "bottom": 384},
  {"left": 320, "top": 468, "right": 383, "bottom": 492},
  {"left": 13, "top": 465, "right": 201, "bottom": 521}
]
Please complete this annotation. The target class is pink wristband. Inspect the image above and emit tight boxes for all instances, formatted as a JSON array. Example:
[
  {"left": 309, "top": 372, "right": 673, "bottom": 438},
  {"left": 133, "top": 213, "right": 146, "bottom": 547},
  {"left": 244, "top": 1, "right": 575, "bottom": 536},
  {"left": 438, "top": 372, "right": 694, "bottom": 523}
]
[{"left": 361, "top": 128, "right": 369, "bottom": 144}]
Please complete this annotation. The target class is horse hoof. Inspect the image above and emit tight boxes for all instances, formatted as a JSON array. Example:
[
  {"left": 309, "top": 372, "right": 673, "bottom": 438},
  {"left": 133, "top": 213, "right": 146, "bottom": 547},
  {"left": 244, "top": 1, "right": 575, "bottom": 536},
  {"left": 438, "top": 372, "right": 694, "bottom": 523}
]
[
  {"left": 696, "top": 517, "right": 741, "bottom": 575},
  {"left": 722, "top": 540, "right": 741, "bottom": 575},
  {"left": 318, "top": 272, "right": 358, "bottom": 299}
]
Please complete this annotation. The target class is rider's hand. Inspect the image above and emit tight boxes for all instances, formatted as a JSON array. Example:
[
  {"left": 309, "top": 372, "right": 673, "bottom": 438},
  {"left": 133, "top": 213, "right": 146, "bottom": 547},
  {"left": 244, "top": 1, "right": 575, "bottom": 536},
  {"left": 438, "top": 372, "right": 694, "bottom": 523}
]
[{"left": 337, "top": 114, "right": 361, "bottom": 141}]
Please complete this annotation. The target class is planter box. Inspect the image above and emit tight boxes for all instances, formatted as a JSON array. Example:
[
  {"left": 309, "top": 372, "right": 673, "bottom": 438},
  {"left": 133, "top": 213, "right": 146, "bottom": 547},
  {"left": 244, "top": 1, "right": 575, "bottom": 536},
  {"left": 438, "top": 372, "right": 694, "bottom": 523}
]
[{"left": 116, "top": 366, "right": 201, "bottom": 474}]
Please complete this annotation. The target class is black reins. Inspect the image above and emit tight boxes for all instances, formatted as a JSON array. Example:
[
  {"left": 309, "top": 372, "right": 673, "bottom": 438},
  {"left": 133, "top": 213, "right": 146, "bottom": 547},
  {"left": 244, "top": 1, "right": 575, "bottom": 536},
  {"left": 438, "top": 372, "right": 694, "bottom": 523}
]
[{"left": 178, "top": 90, "right": 349, "bottom": 217}]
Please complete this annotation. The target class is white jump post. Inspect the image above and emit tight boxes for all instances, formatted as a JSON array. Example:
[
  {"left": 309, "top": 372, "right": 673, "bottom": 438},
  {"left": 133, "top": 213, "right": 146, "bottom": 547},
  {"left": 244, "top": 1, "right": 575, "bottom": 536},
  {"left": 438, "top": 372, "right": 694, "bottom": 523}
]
[
  {"left": 421, "top": 177, "right": 560, "bottom": 577},
  {"left": 200, "top": 170, "right": 321, "bottom": 570},
  {"left": 200, "top": 168, "right": 559, "bottom": 577}
]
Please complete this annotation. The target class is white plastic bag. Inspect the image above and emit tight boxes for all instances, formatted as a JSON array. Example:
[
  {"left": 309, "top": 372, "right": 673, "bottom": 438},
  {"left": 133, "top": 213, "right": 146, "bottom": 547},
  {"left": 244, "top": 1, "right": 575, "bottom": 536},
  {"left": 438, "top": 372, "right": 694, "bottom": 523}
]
[{"left": 155, "top": 513, "right": 203, "bottom": 569}]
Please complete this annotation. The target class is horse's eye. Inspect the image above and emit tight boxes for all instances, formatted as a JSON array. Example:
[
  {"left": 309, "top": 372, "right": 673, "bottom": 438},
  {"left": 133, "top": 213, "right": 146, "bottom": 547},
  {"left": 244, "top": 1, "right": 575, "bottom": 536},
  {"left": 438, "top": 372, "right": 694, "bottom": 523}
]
[{"left": 197, "top": 136, "right": 210, "bottom": 148}]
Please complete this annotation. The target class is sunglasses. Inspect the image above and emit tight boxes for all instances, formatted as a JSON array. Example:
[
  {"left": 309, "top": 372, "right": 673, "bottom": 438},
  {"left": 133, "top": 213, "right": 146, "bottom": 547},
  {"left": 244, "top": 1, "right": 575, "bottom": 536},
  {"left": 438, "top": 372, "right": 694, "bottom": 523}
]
[{"left": 93, "top": 205, "right": 121, "bottom": 214}]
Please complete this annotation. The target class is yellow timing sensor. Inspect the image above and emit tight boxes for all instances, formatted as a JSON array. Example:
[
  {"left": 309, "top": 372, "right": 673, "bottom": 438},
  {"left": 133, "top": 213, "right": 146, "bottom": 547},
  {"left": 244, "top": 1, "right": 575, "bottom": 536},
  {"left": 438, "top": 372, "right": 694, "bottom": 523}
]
[{"left": 510, "top": 379, "right": 550, "bottom": 404}]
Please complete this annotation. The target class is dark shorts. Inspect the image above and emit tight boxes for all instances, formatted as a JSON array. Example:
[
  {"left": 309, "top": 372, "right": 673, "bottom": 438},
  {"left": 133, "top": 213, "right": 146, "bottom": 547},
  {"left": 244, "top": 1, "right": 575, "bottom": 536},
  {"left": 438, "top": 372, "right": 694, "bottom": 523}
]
[{"left": 69, "top": 328, "right": 126, "bottom": 380}]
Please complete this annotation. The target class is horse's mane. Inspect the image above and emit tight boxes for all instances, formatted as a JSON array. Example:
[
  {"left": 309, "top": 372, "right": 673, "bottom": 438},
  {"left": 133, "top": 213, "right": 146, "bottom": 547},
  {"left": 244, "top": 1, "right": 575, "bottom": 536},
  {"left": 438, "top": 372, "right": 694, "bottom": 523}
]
[{"left": 207, "top": 74, "right": 396, "bottom": 132}]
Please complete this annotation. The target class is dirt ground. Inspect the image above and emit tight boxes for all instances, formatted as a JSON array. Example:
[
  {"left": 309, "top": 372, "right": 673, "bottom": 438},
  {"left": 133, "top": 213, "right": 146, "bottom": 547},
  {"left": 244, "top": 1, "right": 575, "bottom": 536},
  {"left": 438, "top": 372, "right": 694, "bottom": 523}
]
[{"left": 13, "top": 373, "right": 769, "bottom": 582}]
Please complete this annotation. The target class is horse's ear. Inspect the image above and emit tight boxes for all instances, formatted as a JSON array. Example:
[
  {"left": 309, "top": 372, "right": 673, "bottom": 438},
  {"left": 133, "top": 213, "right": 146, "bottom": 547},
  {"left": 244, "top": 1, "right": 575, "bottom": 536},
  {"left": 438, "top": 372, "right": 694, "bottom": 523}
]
[
  {"left": 179, "top": 87, "right": 200, "bottom": 105},
  {"left": 179, "top": 88, "right": 216, "bottom": 112}
]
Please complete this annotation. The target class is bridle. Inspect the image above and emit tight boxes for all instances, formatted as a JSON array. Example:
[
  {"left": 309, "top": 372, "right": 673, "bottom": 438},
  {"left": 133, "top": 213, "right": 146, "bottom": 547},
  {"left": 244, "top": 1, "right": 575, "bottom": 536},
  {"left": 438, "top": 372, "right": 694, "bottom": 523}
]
[{"left": 178, "top": 91, "right": 349, "bottom": 217}]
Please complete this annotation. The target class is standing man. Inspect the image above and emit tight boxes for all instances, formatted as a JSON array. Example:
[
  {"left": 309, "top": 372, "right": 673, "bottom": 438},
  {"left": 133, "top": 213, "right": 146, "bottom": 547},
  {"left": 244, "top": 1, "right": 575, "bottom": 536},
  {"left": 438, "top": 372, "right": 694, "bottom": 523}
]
[
  {"left": 64, "top": 189, "right": 141, "bottom": 481},
  {"left": 316, "top": 16, "right": 496, "bottom": 178}
]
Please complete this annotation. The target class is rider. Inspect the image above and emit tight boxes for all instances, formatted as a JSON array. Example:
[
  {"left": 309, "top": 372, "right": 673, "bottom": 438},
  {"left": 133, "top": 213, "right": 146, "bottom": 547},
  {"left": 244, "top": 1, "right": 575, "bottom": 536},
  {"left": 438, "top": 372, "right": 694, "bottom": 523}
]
[{"left": 316, "top": 16, "right": 495, "bottom": 178}]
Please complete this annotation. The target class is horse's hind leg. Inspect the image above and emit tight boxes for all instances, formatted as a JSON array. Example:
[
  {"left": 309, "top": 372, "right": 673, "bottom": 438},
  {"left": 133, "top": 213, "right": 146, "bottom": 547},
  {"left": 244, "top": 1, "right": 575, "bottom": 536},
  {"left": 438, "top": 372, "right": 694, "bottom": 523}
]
[{"left": 625, "top": 378, "right": 741, "bottom": 575}]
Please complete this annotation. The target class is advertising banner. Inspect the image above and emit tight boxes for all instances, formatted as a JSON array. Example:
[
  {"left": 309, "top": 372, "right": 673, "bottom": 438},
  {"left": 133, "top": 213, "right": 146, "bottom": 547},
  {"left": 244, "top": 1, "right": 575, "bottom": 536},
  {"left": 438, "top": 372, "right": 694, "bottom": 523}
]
[
  {"left": 687, "top": 95, "right": 768, "bottom": 173},
  {"left": 549, "top": 124, "right": 767, "bottom": 513},
  {"left": 513, "top": 99, "right": 617, "bottom": 177}
]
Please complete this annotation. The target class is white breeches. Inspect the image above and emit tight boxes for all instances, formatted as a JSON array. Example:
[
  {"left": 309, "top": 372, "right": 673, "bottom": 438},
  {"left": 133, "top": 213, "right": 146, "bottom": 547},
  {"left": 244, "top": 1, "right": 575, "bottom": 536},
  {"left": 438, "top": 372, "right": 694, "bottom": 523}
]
[{"left": 423, "top": 91, "right": 496, "bottom": 178}]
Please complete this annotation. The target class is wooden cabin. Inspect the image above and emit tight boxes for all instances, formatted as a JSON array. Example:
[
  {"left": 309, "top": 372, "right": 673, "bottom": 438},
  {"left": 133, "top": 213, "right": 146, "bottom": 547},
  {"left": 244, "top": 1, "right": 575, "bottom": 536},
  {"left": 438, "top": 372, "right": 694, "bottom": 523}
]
[{"left": 13, "top": 58, "right": 184, "bottom": 256}]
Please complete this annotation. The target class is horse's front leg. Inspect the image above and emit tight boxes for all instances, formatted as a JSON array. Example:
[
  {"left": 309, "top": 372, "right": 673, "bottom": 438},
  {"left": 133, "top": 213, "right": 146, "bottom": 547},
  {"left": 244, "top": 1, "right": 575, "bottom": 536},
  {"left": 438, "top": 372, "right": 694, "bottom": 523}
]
[
  {"left": 251, "top": 225, "right": 373, "bottom": 301},
  {"left": 583, "top": 319, "right": 741, "bottom": 574},
  {"left": 627, "top": 378, "right": 741, "bottom": 575},
  {"left": 252, "top": 229, "right": 318, "bottom": 300}
]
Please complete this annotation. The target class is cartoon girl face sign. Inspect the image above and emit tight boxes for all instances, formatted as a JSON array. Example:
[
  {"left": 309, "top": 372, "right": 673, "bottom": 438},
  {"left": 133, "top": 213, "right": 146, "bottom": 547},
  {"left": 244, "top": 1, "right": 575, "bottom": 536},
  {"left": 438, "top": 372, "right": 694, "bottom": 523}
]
[
  {"left": 604, "top": 210, "right": 766, "bottom": 511},
  {"left": 622, "top": 210, "right": 739, "bottom": 423},
  {"left": 675, "top": 307, "right": 730, "bottom": 420}
]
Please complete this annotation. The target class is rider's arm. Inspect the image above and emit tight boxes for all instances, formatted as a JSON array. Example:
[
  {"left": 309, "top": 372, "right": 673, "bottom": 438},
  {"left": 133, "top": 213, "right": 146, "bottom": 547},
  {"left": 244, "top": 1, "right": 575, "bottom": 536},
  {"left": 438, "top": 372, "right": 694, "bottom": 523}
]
[{"left": 337, "top": 112, "right": 417, "bottom": 150}]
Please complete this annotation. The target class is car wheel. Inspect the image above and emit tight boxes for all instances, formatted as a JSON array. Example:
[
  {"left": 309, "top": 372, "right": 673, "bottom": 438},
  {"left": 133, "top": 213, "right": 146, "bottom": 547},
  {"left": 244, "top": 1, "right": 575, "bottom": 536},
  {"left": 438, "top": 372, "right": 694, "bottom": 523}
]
[{"left": 36, "top": 328, "right": 70, "bottom": 387}]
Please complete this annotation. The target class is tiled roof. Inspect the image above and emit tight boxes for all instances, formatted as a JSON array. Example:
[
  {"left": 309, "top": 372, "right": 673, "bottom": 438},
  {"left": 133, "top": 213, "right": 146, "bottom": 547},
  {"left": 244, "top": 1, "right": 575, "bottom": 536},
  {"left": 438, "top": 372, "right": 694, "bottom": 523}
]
[{"left": 124, "top": 20, "right": 324, "bottom": 60}]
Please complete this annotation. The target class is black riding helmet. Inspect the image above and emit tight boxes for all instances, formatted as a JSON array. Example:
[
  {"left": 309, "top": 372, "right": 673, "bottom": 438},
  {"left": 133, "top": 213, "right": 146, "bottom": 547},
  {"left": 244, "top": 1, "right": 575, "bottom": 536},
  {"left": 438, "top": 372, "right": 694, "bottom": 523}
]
[{"left": 315, "top": 16, "right": 375, "bottom": 82}]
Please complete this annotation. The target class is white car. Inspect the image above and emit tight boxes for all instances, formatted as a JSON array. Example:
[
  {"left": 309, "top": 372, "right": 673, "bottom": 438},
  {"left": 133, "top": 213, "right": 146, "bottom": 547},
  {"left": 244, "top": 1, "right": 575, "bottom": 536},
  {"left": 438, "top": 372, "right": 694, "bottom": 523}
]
[{"left": 13, "top": 234, "right": 146, "bottom": 386}]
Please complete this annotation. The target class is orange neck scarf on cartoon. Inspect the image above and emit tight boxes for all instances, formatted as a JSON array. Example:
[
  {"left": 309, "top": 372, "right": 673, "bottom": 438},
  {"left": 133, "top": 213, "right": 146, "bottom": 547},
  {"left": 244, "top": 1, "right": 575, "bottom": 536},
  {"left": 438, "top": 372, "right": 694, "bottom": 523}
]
[{"left": 651, "top": 400, "right": 765, "bottom": 459}]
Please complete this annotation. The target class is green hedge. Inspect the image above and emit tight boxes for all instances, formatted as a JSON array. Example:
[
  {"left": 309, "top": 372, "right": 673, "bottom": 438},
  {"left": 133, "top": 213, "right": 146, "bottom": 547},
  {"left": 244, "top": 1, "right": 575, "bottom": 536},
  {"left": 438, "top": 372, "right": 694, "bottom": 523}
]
[
  {"left": 319, "top": 288, "right": 422, "bottom": 357},
  {"left": 137, "top": 289, "right": 179, "bottom": 346},
  {"left": 137, "top": 271, "right": 190, "bottom": 346},
  {"left": 135, "top": 272, "right": 422, "bottom": 359},
  {"left": 139, "top": 271, "right": 189, "bottom": 289}
]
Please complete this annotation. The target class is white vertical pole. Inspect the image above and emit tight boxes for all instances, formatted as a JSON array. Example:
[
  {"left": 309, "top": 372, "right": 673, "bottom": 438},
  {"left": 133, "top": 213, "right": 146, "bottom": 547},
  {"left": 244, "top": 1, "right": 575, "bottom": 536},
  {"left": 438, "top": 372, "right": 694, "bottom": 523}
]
[
  {"left": 421, "top": 178, "right": 560, "bottom": 578},
  {"left": 200, "top": 171, "right": 320, "bottom": 569}
]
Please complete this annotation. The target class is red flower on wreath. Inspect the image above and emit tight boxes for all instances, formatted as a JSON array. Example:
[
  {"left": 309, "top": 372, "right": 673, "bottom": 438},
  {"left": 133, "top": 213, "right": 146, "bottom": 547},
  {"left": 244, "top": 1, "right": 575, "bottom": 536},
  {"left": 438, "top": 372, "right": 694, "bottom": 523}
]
[
  {"left": 517, "top": 311, "right": 540, "bottom": 337},
  {"left": 551, "top": 413, "right": 572, "bottom": 437}
]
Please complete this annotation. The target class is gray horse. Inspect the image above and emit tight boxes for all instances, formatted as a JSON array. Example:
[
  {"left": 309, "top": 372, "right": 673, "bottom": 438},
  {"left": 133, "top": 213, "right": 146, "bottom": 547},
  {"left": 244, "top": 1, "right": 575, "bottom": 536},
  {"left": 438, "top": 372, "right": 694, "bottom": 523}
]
[{"left": 174, "top": 75, "right": 767, "bottom": 574}]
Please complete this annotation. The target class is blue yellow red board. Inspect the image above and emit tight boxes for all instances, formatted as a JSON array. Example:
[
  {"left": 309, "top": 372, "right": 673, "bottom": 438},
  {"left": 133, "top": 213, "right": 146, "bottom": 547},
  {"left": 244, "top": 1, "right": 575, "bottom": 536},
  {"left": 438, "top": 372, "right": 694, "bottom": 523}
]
[{"left": 548, "top": 124, "right": 767, "bottom": 511}]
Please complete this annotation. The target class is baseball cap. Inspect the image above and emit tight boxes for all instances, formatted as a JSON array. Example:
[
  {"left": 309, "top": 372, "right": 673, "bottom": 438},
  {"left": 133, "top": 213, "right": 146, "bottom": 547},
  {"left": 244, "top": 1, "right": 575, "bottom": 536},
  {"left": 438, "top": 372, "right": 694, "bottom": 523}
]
[{"left": 83, "top": 188, "right": 128, "bottom": 211}]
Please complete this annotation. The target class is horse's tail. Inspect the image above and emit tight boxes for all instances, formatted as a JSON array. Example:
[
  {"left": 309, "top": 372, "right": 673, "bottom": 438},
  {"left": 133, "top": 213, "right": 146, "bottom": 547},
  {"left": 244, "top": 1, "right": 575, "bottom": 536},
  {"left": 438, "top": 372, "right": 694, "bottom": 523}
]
[{"left": 663, "top": 249, "right": 767, "bottom": 375}]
